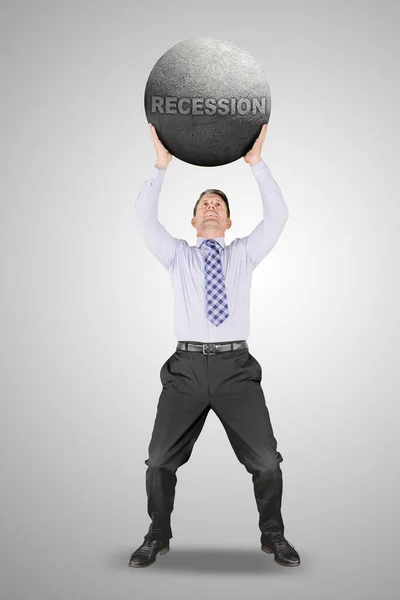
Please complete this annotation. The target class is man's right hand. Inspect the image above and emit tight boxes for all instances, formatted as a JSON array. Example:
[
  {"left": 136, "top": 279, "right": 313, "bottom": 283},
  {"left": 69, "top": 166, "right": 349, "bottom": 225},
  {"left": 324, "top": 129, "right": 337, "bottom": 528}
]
[{"left": 149, "top": 123, "right": 173, "bottom": 170}]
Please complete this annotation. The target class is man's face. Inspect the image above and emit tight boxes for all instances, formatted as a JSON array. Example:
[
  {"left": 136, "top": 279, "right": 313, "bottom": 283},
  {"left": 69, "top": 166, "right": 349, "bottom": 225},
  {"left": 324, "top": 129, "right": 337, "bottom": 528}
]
[{"left": 191, "top": 193, "right": 232, "bottom": 237}]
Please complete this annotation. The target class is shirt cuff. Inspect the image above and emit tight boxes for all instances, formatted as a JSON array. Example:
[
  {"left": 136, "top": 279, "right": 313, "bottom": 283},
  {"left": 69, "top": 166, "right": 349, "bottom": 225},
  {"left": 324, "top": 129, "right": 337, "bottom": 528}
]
[
  {"left": 150, "top": 165, "right": 167, "bottom": 179},
  {"left": 250, "top": 159, "right": 271, "bottom": 178}
]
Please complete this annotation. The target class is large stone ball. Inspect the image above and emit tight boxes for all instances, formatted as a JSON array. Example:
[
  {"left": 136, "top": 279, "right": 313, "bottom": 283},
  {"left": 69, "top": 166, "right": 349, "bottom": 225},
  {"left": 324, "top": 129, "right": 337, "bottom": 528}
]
[{"left": 144, "top": 37, "right": 271, "bottom": 167}]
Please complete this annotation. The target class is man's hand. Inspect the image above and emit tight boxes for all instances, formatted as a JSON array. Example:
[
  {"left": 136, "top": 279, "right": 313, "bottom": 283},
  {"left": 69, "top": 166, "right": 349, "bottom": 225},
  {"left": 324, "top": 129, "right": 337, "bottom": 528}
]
[
  {"left": 149, "top": 123, "right": 173, "bottom": 169},
  {"left": 243, "top": 123, "right": 268, "bottom": 166}
]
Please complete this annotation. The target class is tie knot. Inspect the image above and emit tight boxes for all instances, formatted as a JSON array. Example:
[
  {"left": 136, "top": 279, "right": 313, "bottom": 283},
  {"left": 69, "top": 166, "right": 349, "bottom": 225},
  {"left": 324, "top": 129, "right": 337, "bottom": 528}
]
[{"left": 204, "top": 239, "right": 219, "bottom": 249}]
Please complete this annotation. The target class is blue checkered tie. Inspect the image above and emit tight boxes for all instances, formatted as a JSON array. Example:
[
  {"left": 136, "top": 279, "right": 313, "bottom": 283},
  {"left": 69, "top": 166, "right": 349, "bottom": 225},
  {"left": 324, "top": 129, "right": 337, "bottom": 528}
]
[{"left": 202, "top": 239, "right": 229, "bottom": 326}]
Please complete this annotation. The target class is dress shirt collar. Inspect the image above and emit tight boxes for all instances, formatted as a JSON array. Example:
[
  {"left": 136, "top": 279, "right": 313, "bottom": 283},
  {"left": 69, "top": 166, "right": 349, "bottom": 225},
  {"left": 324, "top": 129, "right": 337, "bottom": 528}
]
[{"left": 196, "top": 236, "right": 225, "bottom": 249}]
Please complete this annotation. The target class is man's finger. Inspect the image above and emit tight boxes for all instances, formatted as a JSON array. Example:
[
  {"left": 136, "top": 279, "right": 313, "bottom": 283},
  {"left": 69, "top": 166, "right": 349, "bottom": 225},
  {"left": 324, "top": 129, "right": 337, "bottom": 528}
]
[
  {"left": 257, "top": 125, "right": 267, "bottom": 146},
  {"left": 254, "top": 125, "right": 266, "bottom": 144},
  {"left": 149, "top": 123, "right": 157, "bottom": 138},
  {"left": 150, "top": 124, "right": 161, "bottom": 145}
]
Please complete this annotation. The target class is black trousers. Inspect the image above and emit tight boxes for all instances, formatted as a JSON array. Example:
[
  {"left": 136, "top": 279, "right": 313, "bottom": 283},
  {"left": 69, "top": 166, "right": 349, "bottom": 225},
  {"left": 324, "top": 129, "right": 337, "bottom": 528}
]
[{"left": 144, "top": 342, "right": 285, "bottom": 545}]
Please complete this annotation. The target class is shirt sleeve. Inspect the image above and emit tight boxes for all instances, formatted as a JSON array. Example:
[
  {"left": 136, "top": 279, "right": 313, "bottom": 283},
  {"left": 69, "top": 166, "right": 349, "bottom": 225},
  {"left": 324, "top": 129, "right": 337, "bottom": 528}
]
[
  {"left": 242, "top": 159, "right": 289, "bottom": 269},
  {"left": 134, "top": 166, "right": 180, "bottom": 270}
]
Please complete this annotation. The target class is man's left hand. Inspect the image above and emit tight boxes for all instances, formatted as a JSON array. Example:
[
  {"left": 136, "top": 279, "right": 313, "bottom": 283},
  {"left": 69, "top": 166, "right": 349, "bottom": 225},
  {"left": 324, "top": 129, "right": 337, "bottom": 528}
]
[{"left": 243, "top": 123, "right": 268, "bottom": 165}]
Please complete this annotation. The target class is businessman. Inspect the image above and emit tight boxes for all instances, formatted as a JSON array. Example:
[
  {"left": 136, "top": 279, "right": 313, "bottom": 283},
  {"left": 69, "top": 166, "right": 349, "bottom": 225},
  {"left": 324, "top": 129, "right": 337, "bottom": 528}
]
[{"left": 129, "top": 123, "right": 300, "bottom": 568}]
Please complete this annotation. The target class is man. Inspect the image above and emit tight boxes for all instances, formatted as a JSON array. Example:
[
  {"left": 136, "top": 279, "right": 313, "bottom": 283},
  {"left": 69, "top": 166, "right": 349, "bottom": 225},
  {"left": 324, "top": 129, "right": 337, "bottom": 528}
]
[{"left": 129, "top": 122, "right": 300, "bottom": 568}]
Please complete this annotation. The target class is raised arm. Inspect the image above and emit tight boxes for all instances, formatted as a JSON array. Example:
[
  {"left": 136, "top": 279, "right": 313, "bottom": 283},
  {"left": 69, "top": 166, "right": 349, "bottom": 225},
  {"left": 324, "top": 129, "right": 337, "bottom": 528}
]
[
  {"left": 134, "top": 124, "right": 179, "bottom": 270},
  {"left": 242, "top": 124, "right": 289, "bottom": 269}
]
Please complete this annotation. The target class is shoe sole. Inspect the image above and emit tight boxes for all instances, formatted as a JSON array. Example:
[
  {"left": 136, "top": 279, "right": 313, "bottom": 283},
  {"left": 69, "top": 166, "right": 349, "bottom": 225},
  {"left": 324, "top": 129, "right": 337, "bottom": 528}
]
[
  {"left": 129, "top": 546, "right": 170, "bottom": 568},
  {"left": 261, "top": 545, "right": 300, "bottom": 567}
]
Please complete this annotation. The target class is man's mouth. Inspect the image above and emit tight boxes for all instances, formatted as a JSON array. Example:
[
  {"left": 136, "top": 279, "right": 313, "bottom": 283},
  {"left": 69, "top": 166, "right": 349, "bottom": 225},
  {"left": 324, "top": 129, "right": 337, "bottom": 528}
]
[{"left": 205, "top": 212, "right": 217, "bottom": 218}]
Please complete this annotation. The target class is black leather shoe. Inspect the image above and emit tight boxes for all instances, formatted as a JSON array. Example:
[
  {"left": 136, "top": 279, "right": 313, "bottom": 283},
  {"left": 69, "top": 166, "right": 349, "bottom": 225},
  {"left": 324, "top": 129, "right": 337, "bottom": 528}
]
[
  {"left": 261, "top": 533, "right": 300, "bottom": 567},
  {"left": 128, "top": 538, "right": 170, "bottom": 568}
]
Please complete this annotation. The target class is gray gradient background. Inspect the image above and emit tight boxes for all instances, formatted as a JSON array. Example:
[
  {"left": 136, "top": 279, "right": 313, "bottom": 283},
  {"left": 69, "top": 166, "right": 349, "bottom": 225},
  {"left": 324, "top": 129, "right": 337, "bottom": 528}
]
[{"left": 1, "top": 1, "right": 399, "bottom": 599}]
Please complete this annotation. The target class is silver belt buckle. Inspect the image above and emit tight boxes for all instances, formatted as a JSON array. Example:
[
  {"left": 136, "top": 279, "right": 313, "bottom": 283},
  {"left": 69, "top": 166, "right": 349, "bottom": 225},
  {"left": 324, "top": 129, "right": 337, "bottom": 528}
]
[{"left": 203, "top": 343, "right": 217, "bottom": 355}]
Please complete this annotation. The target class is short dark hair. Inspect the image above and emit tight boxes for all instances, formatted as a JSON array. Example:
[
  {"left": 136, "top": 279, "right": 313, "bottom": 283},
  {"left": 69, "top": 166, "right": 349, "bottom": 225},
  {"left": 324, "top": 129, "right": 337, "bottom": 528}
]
[{"left": 193, "top": 189, "right": 230, "bottom": 218}]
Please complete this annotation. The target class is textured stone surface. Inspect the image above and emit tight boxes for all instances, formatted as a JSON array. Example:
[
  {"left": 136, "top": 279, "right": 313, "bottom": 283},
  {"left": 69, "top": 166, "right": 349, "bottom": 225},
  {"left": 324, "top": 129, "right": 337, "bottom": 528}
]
[{"left": 144, "top": 37, "right": 271, "bottom": 167}]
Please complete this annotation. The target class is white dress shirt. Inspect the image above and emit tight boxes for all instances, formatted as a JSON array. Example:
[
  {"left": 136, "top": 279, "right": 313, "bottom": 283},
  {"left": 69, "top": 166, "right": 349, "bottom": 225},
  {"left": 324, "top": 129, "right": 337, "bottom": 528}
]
[{"left": 134, "top": 159, "right": 289, "bottom": 343}]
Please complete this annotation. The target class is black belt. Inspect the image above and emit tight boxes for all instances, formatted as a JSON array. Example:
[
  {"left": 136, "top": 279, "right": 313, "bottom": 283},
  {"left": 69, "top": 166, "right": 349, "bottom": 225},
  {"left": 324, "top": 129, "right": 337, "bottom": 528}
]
[{"left": 176, "top": 340, "right": 248, "bottom": 355}]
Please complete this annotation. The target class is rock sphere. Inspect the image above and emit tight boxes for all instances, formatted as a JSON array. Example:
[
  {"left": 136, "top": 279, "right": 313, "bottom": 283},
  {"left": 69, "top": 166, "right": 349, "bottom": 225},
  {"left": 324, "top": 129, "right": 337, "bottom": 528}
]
[{"left": 144, "top": 37, "right": 271, "bottom": 167}]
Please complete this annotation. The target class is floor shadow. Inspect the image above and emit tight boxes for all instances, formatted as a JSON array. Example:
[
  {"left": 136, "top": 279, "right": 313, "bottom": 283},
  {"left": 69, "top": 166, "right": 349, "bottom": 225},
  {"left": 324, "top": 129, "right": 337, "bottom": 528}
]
[{"left": 124, "top": 546, "right": 294, "bottom": 574}]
